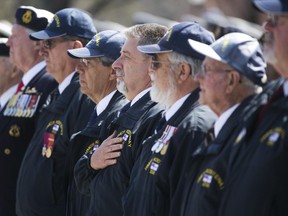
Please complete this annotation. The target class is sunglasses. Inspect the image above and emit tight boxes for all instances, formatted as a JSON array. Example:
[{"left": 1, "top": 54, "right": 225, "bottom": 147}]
[
  {"left": 150, "top": 60, "right": 171, "bottom": 70},
  {"left": 42, "top": 37, "right": 71, "bottom": 49},
  {"left": 79, "top": 58, "right": 102, "bottom": 67}
]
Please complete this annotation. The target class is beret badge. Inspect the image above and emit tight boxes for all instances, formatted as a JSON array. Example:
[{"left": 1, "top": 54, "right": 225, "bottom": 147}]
[{"left": 22, "top": 10, "right": 32, "bottom": 24}]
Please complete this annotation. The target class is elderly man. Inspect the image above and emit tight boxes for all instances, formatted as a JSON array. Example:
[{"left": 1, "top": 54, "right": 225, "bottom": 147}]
[
  {"left": 168, "top": 32, "right": 267, "bottom": 216},
  {"left": 0, "top": 6, "right": 57, "bottom": 216},
  {"left": 217, "top": 1, "right": 288, "bottom": 215},
  {"left": 0, "top": 38, "right": 22, "bottom": 111},
  {"left": 65, "top": 30, "right": 127, "bottom": 216},
  {"left": 122, "top": 21, "right": 216, "bottom": 216},
  {"left": 16, "top": 8, "right": 96, "bottom": 216},
  {"left": 74, "top": 23, "right": 167, "bottom": 216}
]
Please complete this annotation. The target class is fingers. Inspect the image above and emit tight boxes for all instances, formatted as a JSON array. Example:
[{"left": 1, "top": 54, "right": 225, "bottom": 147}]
[
  {"left": 102, "top": 136, "right": 123, "bottom": 147},
  {"left": 107, "top": 143, "right": 123, "bottom": 153},
  {"left": 105, "top": 151, "right": 121, "bottom": 160},
  {"left": 90, "top": 138, "right": 123, "bottom": 170}
]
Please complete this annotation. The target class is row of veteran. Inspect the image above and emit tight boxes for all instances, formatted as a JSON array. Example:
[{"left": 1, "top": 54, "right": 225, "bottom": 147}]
[{"left": 2, "top": 1, "right": 285, "bottom": 216}]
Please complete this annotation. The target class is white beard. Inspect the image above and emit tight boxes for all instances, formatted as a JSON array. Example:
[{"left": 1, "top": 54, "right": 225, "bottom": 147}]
[
  {"left": 263, "top": 45, "right": 277, "bottom": 66},
  {"left": 150, "top": 73, "right": 177, "bottom": 107},
  {"left": 262, "top": 33, "right": 277, "bottom": 66},
  {"left": 116, "top": 78, "right": 128, "bottom": 95}
]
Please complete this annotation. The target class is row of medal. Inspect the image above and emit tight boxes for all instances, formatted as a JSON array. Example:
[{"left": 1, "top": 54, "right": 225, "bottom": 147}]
[
  {"left": 151, "top": 125, "right": 178, "bottom": 155},
  {"left": 3, "top": 88, "right": 41, "bottom": 118},
  {"left": 42, "top": 123, "right": 60, "bottom": 158}
]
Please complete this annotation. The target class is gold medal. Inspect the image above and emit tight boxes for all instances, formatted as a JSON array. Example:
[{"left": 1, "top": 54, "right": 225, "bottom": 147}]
[{"left": 45, "top": 148, "right": 52, "bottom": 158}]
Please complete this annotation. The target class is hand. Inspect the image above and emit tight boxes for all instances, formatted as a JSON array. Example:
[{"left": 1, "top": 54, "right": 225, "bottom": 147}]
[{"left": 90, "top": 132, "right": 123, "bottom": 170}]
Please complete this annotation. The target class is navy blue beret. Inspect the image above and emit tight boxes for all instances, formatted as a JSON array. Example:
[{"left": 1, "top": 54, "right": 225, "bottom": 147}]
[{"left": 15, "top": 6, "right": 53, "bottom": 31}]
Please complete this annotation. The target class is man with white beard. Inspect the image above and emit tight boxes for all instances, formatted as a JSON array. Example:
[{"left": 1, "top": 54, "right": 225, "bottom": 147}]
[{"left": 122, "top": 22, "right": 217, "bottom": 216}]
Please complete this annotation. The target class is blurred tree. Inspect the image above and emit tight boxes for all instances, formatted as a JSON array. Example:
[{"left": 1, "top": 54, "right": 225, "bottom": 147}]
[
  {"left": 0, "top": 0, "right": 265, "bottom": 34},
  {"left": 15, "top": 0, "right": 71, "bottom": 13}
]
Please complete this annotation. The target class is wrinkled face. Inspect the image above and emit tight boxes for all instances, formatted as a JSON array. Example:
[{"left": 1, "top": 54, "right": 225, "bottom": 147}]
[
  {"left": 76, "top": 57, "right": 113, "bottom": 98},
  {"left": 112, "top": 37, "right": 151, "bottom": 100},
  {"left": 0, "top": 57, "right": 13, "bottom": 89},
  {"left": 194, "top": 57, "right": 231, "bottom": 113},
  {"left": 39, "top": 37, "right": 74, "bottom": 81},
  {"left": 264, "top": 14, "right": 288, "bottom": 77},
  {"left": 6, "top": 24, "right": 36, "bottom": 70},
  {"left": 148, "top": 53, "right": 177, "bottom": 107}
]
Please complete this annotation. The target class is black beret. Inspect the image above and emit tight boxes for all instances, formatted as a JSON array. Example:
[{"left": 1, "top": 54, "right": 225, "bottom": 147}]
[
  {"left": 0, "top": 38, "right": 9, "bottom": 56},
  {"left": 15, "top": 6, "right": 54, "bottom": 31}
]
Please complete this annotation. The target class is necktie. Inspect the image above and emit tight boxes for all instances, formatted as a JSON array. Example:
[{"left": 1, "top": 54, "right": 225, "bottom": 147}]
[
  {"left": 16, "top": 81, "right": 24, "bottom": 93},
  {"left": 204, "top": 125, "right": 215, "bottom": 146},
  {"left": 119, "top": 102, "right": 131, "bottom": 115},
  {"left": 156, "top": 116, "right": 167, "bottom": 133},
  {"left": 207, "top": 126, "right": 215, "bottom": 142},
  {"left": 86, "top": 108, "right": 98, "bottom": 127},
  {"left": 51, "top": 89, "right": 60, "bottom": 103},
  {"left": 255, "top": 85, "right": 284, "bottom": 127}
]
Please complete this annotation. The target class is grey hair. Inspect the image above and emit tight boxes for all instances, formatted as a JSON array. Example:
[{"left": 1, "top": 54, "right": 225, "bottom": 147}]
[
  {"left": 240, "top": 74, "right": 260, "bottom": 93},
  {"left": 124, "top": 23, "right": 167, "bottom": 46},
  {"left": 167, "top": 52, "right": 203, "bottom": 78}
]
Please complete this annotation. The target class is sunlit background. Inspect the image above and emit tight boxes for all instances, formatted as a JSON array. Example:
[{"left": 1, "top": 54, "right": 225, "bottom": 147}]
[{"left": 0, "top": 0, "right": 266, "bottom": 38}]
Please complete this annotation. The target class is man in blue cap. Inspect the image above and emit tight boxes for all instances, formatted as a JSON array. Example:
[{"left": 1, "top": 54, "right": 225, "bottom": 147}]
[
  {"left": 16, "top": 8, "right": 96, "bottom": 216},
  {"left": 65, "top": 30, "right": 127, "bottom": 216},
  {"left": 74, "top": 23, "right": 167, "bottom": 216},
  {"left": 122, "top": 21, "right": 216, "bottom": 216},
  {"left": 169, "top": 32, "right": 266, "bottom": 216},
  {"left": 0, "top": 6, "right": 57, "bottom": 216},
  {"left": 216, "top": 1, "right": 288, "bottom": 215}
]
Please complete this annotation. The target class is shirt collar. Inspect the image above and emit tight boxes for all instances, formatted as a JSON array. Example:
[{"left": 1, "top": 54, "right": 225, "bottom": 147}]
[
  {"left": 96, "top": 90, "right": 117, "bottom": 116},
  {"left": 165, "top": 93, "right": 190, "bottom": 121},
  {"left": 0, "top": 84, "right": 18, "bottom": 108},
  {"left": 58, "top": 72, "right": 76, "bottom": 94},
  {"left": 131, "top": 87, "right": 151, "bottom": 106},
  {"left": 214, "top": 103, "right": 239, "bottom": 137},
  {"left": 22, "top": 61, "right": 46, "bottom": 86}
]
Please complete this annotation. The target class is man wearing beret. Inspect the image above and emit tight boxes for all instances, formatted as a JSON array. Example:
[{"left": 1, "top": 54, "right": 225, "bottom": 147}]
[
  {"left": 16, "top": 8, "right": 96, "bottom": 216},
  {"left": 217, "top": 1, "right": 288, "bottom": 216},
  {"left": 0, "top": 6, "right": 57, "bottom": 216},
  {"left": 171, "top": 32, "right": 267, "bottom": 216},
  {"left": 122, "top": 22, "right": 216, "bottom": 216},
  {"left": 65, "top": 30, "right": 127, "bottom": 216}
]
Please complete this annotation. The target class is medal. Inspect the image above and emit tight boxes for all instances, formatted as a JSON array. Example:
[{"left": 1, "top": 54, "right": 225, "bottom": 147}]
[
  {"left": 151, "top": 125, "right": 178, "bottom": 154},
  {"left": 45, "top": 148, "right": 52, "bottom": 158},
  {"left": 151, "top": 141, "right": 159, "bottom": 152},
  {"left": 42, "top": 132, "right": 55, "bottom": 158},
  {"left": 42, "top": 146, "right": 47, "bottom": 156},
  {"left": 155, "top": 142, "right": 164, "bottom": 153}
]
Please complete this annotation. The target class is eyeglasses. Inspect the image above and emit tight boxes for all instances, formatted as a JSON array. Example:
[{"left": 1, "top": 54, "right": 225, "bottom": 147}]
[
  {"left": 150, "top": 60, "right": 171, "bottom": 70},
  {"left": 266, "top": 14, "right": 288, "bottom": 27},
  {"left": 267, "top": 14, "right": 278, "bottom": 26},
  {"left": 42, "top": 37, "right": 70, "bottom": 49},
  {"left": 79, "top": 58, "right": 102, "bottom": 67},
  {"left": 200, "top": 65, "right": 233, "bottom": 76}
]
